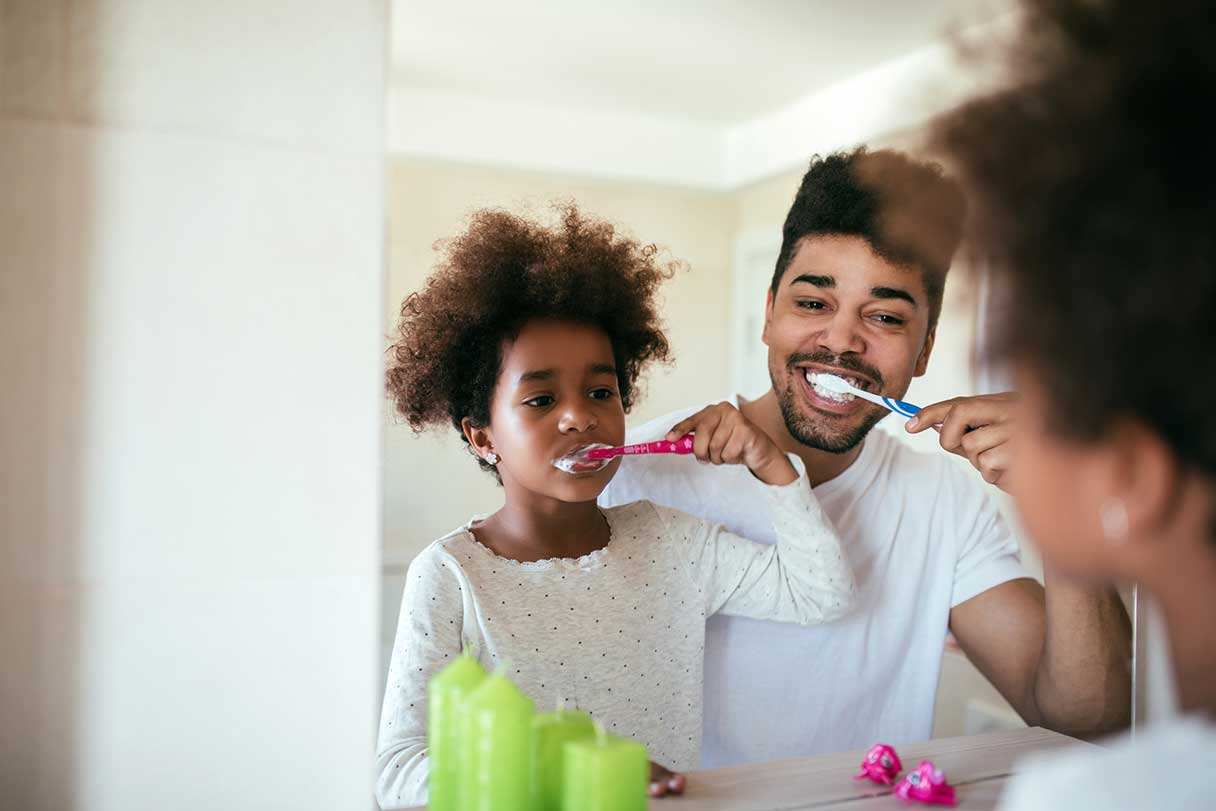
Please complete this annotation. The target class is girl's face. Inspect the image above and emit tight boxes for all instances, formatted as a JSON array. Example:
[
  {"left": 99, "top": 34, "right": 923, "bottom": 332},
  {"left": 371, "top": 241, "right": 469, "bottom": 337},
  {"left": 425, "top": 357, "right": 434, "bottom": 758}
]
[
  {"left": 479, "top": 319, "right": 626, "bottom": 503},
  {"left": 1008, "top": 363, "right": 1123, "bottom": 578}
]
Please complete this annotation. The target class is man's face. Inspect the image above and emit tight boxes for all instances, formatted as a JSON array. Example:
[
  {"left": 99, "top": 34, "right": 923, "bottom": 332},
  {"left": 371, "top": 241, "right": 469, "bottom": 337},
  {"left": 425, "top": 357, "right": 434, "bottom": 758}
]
[{"left": 763, "top": 234, "right": 936, "bottom": 453}]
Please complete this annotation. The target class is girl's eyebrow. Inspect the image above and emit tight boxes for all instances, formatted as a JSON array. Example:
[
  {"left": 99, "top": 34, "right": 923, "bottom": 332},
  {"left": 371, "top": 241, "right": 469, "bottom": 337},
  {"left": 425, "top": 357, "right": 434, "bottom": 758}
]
[
  {"left": 517, "top": 363, "right": 616, "bottom": 384},
  {"left": 517, "top": 368, "right": 554, "bottom": 383}
]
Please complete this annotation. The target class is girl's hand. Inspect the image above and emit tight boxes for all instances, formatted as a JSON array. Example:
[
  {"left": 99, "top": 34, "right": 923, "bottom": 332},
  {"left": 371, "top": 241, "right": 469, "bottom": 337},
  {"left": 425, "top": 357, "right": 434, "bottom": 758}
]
[
  {"left": 649, "top": 760, "right": 687, "bottom": 798},
  {"left": 666, "top": 402, "right": 797, "bottom": 486}
]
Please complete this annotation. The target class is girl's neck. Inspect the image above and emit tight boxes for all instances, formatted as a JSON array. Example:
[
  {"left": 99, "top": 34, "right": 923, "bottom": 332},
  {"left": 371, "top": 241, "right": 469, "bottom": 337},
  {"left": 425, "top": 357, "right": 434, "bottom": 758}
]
[
  {"left": 474, "top": 488, "right": 610, "bottom": 564},
  {"left": 1146, "top": 538, "right": 1216, "bottom": 717}
]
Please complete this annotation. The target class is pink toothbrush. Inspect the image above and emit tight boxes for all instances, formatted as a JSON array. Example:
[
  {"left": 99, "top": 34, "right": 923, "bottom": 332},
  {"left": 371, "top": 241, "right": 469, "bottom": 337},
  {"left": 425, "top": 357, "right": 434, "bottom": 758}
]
[{"left": 586, "top": 434, "right": 695, "bottom": 460}]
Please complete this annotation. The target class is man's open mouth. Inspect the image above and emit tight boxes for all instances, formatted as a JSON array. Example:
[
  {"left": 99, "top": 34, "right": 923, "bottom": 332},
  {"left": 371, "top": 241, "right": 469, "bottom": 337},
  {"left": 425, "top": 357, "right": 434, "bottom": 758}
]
[
  {"left": 803, "top": 370, "right": 873, "bottom": 403},
  {"left": 795, "top": 367, "right": 879, "bottom": 414}
]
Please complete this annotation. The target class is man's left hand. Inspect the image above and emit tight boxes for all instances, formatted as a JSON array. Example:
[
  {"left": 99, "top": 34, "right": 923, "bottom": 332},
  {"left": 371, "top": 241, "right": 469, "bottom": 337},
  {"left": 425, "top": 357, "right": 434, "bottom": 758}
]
[{"left": 905, "top": 392, "right": 1020, "bottom": 491}]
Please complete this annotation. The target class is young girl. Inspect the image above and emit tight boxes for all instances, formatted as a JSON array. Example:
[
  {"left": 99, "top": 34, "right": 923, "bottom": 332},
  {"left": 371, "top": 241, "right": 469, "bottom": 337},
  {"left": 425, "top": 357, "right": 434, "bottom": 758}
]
[{"left": 377, "top": 204, "right": 855, "bottom": 808}]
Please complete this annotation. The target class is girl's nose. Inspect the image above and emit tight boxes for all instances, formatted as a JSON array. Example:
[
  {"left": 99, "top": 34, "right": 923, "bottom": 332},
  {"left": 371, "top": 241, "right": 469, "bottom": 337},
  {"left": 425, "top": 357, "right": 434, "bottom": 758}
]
[{"left": 558, "top": 403, "right": 598, "bottom": 433}]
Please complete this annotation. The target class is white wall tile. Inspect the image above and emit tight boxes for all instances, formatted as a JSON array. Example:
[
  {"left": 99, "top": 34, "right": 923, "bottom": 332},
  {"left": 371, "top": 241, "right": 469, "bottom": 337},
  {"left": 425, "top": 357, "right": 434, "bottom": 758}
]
[
  {"left": 63, "top": 0, "right": 384, "bottom": 153},
  {"left": 75, "top": 578, "right": 378, "bottom": 810},
  {"left": 1, "top": 2, "right": 387, "bottom": 809},
  {"left": 71, "top": 126, "right": 383, "bottom": 579}
]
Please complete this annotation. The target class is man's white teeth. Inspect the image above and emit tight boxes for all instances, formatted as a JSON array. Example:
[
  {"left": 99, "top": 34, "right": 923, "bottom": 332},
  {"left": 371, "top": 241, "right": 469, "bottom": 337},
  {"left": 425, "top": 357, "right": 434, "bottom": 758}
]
[{"left": 805, "top": 371, "right": 858, "bottom": 403}]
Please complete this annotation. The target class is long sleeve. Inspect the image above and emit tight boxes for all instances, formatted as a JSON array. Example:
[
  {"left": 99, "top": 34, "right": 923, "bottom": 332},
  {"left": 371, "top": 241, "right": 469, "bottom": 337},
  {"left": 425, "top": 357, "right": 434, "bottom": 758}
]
[
  {"left": 375, "top": 546, "right": 466, "bottom": 810},
  {"left": 655, "top": 469, "right": 855, "bottom": 624}
]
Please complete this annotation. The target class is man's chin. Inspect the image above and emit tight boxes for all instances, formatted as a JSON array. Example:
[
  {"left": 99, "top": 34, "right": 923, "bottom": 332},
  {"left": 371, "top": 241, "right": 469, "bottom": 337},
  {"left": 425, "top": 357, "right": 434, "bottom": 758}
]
[{"left": 779, "top": 398, "right": 885, "bottom": 454}]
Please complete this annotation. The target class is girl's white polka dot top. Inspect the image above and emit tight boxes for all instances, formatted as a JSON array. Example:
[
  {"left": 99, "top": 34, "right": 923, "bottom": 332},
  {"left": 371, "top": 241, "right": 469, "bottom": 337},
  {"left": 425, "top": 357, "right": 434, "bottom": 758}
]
[{"left": 376, "top": 468, "right": 854, "bottom": 808}]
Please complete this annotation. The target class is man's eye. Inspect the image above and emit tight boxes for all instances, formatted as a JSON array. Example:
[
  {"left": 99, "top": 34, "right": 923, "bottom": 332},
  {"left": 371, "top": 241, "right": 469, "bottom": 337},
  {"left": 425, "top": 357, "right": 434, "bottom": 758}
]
[
  {"left": 796, "top": 300, "right": 826, "bottom": 310},
  {"left": 589, "top": 388, "right": 615, "bottom": 400},
  {"left": 872, "top": 314, "right": 904, "bottom": 326},
  {"left": 524, "top": 395, "right": 554, "bottom": 407}
]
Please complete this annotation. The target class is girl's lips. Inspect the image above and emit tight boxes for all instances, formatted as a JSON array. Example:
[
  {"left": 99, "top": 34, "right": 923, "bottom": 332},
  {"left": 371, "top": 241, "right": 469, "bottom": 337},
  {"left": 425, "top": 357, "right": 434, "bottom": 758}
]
[{"left": 552, "top": 444, "right": 614, "bottom": 475}]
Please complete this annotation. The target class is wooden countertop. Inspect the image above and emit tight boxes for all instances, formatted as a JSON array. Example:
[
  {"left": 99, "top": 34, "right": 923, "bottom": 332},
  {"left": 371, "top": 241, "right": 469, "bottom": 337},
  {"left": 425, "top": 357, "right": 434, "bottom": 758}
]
[
  {"left": 654, "top": 727, "right": 1091, "bottom": 810},
  {"left": 402, "top": 727, "right": 1093, "bottom": 810}
]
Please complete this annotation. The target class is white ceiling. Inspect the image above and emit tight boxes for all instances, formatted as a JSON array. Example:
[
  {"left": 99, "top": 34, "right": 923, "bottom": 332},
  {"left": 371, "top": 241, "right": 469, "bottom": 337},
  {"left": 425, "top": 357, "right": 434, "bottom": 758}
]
[{"left": 389, "top": 0, "right": 1009, "bottom": 126}]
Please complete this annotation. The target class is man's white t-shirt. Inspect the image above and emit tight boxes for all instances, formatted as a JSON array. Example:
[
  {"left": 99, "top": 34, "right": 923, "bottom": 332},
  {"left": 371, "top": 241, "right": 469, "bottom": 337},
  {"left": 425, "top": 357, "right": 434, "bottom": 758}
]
[{"left": 599, "top": 397, "right": 1029, "bottom": 768}]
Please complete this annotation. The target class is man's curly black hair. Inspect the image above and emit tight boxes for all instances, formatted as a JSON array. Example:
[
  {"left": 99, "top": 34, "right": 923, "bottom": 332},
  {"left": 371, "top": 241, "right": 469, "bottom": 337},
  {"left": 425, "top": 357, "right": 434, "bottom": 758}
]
[
  {"left": 773, "top": 147, "right": 965, "bottom": 329},
  {"left": 386, "top": 203, "right": 676, "bottom": 478},
  {"left": 934, "top": 0, "right": 1216, "bottom": 478}
]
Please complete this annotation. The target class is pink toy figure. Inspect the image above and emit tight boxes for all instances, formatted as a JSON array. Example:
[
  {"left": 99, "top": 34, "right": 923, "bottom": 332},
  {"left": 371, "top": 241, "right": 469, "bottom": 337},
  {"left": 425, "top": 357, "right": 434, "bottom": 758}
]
[
  {"left": 854, "top": 743, "right": 902, "bottom": 785},
  {"left": 893, "top": 760, "right": 957, "bottom": 806}
]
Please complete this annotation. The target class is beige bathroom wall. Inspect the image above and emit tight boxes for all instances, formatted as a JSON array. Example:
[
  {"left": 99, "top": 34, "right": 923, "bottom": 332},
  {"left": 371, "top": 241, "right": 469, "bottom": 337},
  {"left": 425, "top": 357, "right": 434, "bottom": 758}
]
[{"left": 383, "top": 158, "right": 736, "bottom": 564}]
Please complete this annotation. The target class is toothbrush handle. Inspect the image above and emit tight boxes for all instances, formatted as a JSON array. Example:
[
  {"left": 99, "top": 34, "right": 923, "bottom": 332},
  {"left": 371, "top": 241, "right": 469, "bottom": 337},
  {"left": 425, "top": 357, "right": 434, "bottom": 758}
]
[
  {"left": 588, "top": 434, "right": 695, "bottom": 459},
  {"left": 881, "top": 398, "right": 921, "bottom": 419}
]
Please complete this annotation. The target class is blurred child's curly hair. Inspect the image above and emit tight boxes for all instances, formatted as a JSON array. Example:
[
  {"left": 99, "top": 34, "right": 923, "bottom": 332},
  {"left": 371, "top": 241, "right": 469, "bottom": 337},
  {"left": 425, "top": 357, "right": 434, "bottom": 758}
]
[
  {"left": 934, "top": 0, "right": 1216, "bottom": 478},
  {"left": 386, "top": 203, "right": 676, "bottom": 477}
]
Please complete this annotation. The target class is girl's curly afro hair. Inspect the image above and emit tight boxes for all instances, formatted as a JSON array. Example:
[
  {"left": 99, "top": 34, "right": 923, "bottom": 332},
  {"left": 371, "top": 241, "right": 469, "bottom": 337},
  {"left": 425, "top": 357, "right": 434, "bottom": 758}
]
[{"left": 386, "top": 203, "right": 677, "bottom": 476}]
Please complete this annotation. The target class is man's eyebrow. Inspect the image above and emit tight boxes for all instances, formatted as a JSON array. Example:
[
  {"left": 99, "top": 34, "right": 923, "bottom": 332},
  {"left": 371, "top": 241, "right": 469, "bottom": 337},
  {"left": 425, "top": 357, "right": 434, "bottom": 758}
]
[
  {"left": 517, "top": 368, "right": 554, "bottom": 383},
  {"left": 791, "top": 274, "right": 835, "bottom": 288},
  {"left": 871, "top": 286, "right": 918, "bottom": 307}
]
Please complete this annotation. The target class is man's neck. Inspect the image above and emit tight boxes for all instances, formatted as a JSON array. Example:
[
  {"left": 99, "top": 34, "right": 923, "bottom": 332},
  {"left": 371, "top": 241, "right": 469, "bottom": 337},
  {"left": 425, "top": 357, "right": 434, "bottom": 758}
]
[{"left": 739, "top": 390, "right": 864, "bottom": 488}]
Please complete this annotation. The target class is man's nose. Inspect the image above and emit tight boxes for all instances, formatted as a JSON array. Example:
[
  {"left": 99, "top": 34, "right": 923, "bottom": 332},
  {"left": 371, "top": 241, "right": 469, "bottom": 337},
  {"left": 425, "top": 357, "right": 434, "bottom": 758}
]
[{"left": 816, "top": 312, "right": 866, "bottom": 356}]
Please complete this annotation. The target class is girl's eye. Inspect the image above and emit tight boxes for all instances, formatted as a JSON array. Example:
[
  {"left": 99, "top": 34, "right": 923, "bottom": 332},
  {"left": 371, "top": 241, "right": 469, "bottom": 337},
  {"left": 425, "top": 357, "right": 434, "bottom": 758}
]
[
  {"left": 589, "top": 388, "right": 615, "bottom": 401},
  {"left": 524, "top": 395, "right": 554, "bottom": 408}
]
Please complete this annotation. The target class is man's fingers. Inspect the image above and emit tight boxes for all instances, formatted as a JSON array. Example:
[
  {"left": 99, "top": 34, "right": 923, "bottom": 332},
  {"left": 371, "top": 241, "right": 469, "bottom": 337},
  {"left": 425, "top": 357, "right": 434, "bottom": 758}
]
[
  {"left": 666, "top": 407, "right": 714, "bottom": 440},
  {"left": 685, "top": 411, "right": 724, "bottom": 462},
  {"left": 959, "top": 423, "right": 1011, "bottom": 464},
  {"left": 905, "top": 398, "right": 960, "bottom": 433},
  {"left": 908, "top": 392, "right": 1019, "bottom": 434},
  {"left": 721, "top": 431, "right": 748, "bottom": 466},
  {"left": 707, "top": 421, "right": 732, "bottom": 464},
  {"left": 976, "top": 444, "right": 1011, "bottom": 486}
]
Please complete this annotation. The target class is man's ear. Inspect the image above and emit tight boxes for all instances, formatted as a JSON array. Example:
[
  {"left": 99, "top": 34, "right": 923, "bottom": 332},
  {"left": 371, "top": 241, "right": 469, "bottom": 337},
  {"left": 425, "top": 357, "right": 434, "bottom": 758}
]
[
  {"left": 761, "top": 287, "right": 775, "bottom": 347},
  {"left": 913, "top": 325, "right": 937, "bottom": 377},
  {"left": 461, "top": 417, "right": 494, "bottom": 460}
]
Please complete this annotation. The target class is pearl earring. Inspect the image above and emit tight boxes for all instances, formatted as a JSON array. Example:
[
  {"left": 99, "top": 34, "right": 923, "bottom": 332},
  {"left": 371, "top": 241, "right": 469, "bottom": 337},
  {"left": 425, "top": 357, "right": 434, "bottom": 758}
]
[
  {"left": 1099, "top": 498, "right": 1129, "bottom": 545},
  {"left": 485, "top": 452, "right": 500, "bottom": 465}
]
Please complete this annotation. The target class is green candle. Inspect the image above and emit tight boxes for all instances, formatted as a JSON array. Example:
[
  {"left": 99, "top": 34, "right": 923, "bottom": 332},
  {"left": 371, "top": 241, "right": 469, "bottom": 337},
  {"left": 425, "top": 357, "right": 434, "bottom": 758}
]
[
  {"left": 561, "top": 727, "right": 649, "bottom": 811},
  {"left": 427, "top": 652, "right": 487, "bottom": 811},
  {"left": 458, "top": 669, "right": 535, "bottom": 811},
  {"left": 532, "top": 702, "right": 596, "bottom": 811}
]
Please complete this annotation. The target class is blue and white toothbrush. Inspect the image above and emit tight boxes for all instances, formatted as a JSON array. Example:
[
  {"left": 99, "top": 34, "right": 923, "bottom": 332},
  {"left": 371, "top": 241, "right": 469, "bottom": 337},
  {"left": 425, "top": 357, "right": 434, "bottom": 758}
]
[{"left": 815, "top": 373, "right": 922, "bottom": 418}]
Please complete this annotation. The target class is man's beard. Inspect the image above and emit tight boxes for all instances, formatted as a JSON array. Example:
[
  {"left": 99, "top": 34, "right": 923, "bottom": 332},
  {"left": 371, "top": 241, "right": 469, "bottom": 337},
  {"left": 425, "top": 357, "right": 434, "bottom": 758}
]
[{"left": 772, "top": 351, "right": 889, "bottom": 454}]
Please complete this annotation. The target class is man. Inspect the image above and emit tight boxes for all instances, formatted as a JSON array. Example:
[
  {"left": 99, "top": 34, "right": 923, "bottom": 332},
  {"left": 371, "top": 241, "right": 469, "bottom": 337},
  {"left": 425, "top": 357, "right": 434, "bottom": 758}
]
[{"left": 600, "top": 147, "right": 1131, "bottom": 768}]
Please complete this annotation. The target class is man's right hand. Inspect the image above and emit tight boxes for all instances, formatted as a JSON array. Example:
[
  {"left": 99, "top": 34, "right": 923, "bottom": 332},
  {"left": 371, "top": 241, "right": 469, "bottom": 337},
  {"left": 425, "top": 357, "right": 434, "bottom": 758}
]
[
  {"left": 666, "top": 402, "right": 798, "bottom": 486},
  {"left": 905, "top": 392, "right": 1020, "bottom": 491}
]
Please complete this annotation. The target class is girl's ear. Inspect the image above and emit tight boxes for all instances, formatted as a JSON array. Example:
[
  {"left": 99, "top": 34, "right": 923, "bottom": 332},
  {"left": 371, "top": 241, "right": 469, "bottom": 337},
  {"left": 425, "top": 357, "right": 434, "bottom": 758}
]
[
  {"left": 462, "top": 417, "right": 495, "bottom": 461},
  {"left": 1115, "top": 419, "right": 1181, "bottom": 546}
]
